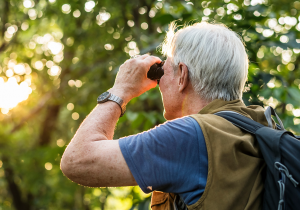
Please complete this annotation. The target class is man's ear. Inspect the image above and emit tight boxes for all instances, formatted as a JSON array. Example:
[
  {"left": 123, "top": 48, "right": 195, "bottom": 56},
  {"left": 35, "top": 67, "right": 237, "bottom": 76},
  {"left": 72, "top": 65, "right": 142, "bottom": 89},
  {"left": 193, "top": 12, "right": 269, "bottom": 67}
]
[{"left": 177, "top": 62, "right": 189, "bottom": 93}]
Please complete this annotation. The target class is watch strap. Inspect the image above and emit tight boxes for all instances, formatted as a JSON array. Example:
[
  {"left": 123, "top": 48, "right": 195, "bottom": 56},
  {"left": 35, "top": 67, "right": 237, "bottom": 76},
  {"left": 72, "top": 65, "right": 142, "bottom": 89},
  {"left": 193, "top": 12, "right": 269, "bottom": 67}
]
[{"left": 108, "top": 94, "right": 126, "bottom": 117}]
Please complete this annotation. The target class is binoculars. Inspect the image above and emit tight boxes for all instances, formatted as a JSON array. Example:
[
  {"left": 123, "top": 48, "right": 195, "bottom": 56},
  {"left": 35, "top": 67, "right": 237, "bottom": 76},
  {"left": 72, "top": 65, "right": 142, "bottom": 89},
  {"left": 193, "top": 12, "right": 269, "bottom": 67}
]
[{"left": 147, "top": 61, "right": 165, "bottom": 81}]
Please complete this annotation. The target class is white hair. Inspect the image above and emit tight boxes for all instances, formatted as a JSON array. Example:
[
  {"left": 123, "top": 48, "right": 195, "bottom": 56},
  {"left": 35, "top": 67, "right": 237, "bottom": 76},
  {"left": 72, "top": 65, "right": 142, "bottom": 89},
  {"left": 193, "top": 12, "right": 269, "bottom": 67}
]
[{"left": 161, "top": 22, "right": 249, "bottom": 101}]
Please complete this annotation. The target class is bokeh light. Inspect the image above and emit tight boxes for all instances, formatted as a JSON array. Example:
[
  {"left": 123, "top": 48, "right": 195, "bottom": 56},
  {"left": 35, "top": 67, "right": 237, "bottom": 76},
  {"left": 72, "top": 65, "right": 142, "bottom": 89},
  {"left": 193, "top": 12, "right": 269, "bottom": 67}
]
[
  {"left": 263, "top": 29, "right": 274, "bottom": 37},
  {"left": 62, "top": 4, "right": 71, "bottom": 14},
  {"left": 113, "top": 32, "right": 120, "bottom": 39},
  {"left": 141, "top": 22, "right": 148, "bottom": 30},
  {"left": 57, "top": 139, "right": 66, "bottom": 147},
  {"left": 104, "top": 44, "right": 114, "bottom": 50},
  {"left": 23, "top": 0, "right": 34, "bottom": 8},
  {"left": 96, "top": 11, "right": 111, "bottom": 26},
  {"left": 34, "top": 61, "right": 44, "bottom": 70},
  {"left": 48, "top": 41, "right": 63, "bottom": 55},
  {"left": 72, "top": 112, "right": 79, "bottom": 120},
  {"left": 28, "top": 9, "right": 37, "bottom": 20},
  {"left": 203, "top": 8, "right": 211, "bottom": 16},
  {"left": 67, "top": 103, "right": 74, "bottom": 110},
  {"left": 7, "top": 26, "right": 16, "bottom": 35},
  {"left": 139, "top": 7, "right": 147, "bottom": 15},
  {"left": 149, "top": 9, "right": 156, "bottom": 18},
  {"left": 48, "top": 66, "right": 61, "bottom": 76},
  {"left": 127, "top": 20, "right": 135, "bottom": 27},
  {"left": 85, "top": 1, "right": 95, "bottom": 12},
  {"left": 45, "top": 162, "right": 53, "bottom": 170},
  {"left": 75, "top": 80, "right": 82, "bottom": 87},
  {"left": 21, "top": 22, "right": 29, "bottom": 31},
  {"left": 6, "top": 69, "right": 14, "bottom": 77},
  {"left": 46, "top": 60, "right": 54, "bottom": 68},
  {"left": 14, "top": 64, "right": 26, "bottom": 75},
  {"left": 280, "top": 35, "right": 289, "bottom": 43},
  {"left": 293, "top": 109, "right": 300, "bottom": 117},
  {"left": 128, "top": 41, "right": 137, "bottom": 49}
]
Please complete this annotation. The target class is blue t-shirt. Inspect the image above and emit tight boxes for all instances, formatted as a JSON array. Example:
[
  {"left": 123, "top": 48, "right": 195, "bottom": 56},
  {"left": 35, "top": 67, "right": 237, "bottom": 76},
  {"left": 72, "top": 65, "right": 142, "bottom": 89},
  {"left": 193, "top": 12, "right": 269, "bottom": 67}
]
[{"left": 118, "top": 116, "right": 208, "bottom": 205}]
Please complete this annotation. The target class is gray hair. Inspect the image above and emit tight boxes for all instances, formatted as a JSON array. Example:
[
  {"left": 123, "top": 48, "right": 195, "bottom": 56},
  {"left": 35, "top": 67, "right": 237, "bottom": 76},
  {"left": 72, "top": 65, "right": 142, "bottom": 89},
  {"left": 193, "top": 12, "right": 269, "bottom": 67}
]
[{"left": 161, "top": 22, "right": 248, "bottom": 101}]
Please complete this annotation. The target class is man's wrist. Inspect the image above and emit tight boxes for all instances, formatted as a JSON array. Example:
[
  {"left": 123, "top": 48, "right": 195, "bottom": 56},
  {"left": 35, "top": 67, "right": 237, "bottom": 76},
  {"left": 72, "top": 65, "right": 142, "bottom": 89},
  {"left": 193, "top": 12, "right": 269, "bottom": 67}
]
[
  {"left": 108, "top": 88, "right": 131, "bottom": 105},
  {"left": 97, "top": 90, "right": 127, "bottom": 117}
]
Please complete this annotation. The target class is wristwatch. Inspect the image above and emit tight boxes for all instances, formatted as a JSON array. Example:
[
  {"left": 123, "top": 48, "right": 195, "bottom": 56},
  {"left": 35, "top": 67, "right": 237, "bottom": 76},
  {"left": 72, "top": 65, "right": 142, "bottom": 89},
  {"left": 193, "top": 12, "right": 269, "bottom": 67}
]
[{"left": 97, "top": 91, "right": 126, "bottom": 117}]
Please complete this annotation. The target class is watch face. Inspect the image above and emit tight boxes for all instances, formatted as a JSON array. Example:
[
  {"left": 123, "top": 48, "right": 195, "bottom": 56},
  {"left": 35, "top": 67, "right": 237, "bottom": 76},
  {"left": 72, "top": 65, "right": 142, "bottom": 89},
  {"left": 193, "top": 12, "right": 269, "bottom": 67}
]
[{"left": 97, "top": 92, "right": 111, "bottom": 103}]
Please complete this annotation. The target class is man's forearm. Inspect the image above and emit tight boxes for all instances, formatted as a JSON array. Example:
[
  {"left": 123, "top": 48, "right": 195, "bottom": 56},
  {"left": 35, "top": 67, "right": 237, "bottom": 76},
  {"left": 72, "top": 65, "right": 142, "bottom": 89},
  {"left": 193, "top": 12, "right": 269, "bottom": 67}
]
[
  {"left": 63, "top": 96, "right": 124, "bottom": 160},
  {"left": 61, "top": 86, "right": 131, "bottom": 168},
  {"left": 60, "top": 98, "right": 124, "bottom": 185},
  {"left": 61, "top": 91, "right": 123, "bottom": 163},
  {"left": 67, "top": 87, "right": 131, "bottom": 145},
  {"left": 73, "top": 102, "right": 121, "bottom": 141},
  {"left": 60, "top": 55, "right": 159, "bottom": 186}
]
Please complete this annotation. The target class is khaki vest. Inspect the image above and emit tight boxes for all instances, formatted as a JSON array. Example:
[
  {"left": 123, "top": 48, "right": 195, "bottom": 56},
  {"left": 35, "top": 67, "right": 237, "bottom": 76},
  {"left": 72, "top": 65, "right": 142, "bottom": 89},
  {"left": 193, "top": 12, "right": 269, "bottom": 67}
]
[{"left": 151, "top": 99, "right": 267, "bottom": 210}]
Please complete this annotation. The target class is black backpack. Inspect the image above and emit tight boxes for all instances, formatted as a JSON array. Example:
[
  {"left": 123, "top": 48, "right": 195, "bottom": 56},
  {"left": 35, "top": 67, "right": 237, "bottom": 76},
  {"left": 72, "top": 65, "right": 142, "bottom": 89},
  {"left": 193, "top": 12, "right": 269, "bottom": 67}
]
[{"left": 215, "top": 107, "right": 300, "bottom": 210}]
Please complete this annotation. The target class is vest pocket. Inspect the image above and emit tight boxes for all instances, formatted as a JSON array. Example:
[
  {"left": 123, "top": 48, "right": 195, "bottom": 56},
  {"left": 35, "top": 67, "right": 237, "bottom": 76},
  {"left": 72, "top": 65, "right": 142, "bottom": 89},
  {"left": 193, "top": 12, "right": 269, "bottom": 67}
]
[{"left": 151, "top": 191, "right": 176, "bottom": 210}]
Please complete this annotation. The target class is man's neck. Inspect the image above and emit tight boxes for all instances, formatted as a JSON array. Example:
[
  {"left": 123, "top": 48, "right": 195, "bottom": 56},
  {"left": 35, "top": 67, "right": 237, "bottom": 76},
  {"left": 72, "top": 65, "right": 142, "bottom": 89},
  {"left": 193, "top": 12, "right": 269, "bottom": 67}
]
[
  {"left": 181, "top": 92, "right": 210, "bottom": 116},
  {"left": 165, "top": 91, "right": 210, "bottom": 121}
]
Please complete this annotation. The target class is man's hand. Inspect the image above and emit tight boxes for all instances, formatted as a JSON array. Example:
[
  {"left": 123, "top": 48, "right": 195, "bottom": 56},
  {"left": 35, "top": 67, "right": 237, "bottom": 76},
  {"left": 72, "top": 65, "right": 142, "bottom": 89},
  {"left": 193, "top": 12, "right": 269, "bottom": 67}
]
[
  {"left": 60, "top": 54, "right": 161, "bottom": 187},
  {"left": 109, "top": 54, "right": 161, "bottom": 104}
]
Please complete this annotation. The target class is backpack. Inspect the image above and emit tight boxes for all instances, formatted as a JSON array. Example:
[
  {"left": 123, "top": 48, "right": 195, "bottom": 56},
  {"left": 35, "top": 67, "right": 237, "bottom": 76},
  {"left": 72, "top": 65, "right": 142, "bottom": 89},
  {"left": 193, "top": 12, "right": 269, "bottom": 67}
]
[{"left": 215, "top": 106, "right": 300, "bottom": 210}]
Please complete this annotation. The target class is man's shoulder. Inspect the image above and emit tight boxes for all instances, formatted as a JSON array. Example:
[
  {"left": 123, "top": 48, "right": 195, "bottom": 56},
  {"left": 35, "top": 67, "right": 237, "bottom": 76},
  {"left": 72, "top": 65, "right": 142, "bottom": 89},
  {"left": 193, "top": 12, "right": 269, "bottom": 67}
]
[
  {"left": 189, "top": 113, "right": 219, "bottom": 125},
  {"left": 154, "top": 116, "right": 200, "bottom": 132},
  {"left": 161, "top": 116, "right": 197, "bottom": 124}
]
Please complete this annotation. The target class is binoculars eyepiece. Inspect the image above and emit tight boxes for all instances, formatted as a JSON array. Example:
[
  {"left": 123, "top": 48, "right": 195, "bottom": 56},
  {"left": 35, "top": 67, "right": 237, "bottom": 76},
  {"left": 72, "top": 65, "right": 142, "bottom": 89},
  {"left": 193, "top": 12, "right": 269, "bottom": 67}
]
[{"left": 147, "top": 61, "right": 165, "bottom": 82}]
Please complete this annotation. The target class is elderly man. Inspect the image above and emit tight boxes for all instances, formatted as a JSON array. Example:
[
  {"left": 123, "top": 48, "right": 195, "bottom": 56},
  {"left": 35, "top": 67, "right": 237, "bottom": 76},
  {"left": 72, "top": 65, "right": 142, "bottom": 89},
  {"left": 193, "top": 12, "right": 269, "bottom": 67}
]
[{"left": 61, "top": 22, "right": 267, "bottom": 210}]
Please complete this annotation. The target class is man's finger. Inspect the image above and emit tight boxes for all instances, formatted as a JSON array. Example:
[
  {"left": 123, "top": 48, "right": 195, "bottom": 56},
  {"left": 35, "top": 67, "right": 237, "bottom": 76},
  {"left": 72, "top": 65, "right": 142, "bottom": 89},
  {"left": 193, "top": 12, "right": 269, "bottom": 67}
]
[
  {"left": 136, "top": 54, "right": 150, "bottom": 60},
  {"left": 143, "top": 56, "right": 162, "bottom": 67},
  {"left": 130, "top": 55, "right": 141, "bottom": 59}
]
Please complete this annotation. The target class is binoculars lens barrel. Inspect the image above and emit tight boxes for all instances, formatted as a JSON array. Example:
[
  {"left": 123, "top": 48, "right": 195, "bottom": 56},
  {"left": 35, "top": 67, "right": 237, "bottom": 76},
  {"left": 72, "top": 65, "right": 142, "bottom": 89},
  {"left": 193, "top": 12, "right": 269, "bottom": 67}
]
[{"left": 147, "top": 61, "right": 165, "bottom": 81}]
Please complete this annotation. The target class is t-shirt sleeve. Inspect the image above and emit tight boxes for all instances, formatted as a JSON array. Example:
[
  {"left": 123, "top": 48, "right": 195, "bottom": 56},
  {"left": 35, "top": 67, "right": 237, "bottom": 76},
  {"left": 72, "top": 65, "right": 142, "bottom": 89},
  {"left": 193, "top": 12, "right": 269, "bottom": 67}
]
[{"left": 118, "top": 116, "right": 208, "bottom": 205}]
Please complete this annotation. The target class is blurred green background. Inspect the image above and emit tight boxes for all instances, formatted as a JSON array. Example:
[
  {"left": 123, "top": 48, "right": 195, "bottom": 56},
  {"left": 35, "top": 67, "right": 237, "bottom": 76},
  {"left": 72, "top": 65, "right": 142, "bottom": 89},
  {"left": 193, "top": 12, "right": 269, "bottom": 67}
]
[{"left": 0, "top": 0, "right": 299, "bottom": 209}]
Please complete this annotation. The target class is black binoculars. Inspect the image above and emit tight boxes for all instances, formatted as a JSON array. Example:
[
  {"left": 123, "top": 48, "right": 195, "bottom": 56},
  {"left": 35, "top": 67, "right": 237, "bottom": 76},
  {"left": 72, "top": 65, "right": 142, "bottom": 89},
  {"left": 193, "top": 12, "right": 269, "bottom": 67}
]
[{"left": 147, "top": 61, "right": 165, "bottom": 81}]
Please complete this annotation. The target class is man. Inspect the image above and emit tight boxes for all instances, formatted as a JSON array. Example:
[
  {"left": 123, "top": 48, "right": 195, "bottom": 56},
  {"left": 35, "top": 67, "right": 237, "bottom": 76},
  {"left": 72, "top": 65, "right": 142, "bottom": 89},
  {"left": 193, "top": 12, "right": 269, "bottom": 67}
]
[{"left": 61, "top": 22, "right": 267, "bottom": 210}]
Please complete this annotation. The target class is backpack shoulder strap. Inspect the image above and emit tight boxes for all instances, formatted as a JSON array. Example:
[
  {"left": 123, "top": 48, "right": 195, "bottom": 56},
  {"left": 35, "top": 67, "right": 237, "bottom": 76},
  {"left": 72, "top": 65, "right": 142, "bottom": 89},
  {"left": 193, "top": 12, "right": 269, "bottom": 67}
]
[
  {"left": 264, "top": 106, "right": 285, "bottom": 130},
  {"left": 214, "top": 111, "right": 264, "bottom": 134}
]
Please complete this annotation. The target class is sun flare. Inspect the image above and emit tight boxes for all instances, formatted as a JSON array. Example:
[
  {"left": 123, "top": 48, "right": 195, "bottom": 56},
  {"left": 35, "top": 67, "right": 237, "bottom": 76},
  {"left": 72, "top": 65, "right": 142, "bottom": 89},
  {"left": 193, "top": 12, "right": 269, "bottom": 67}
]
[{"left": 0, "top": 77, "right": 32, "bottom": 114}]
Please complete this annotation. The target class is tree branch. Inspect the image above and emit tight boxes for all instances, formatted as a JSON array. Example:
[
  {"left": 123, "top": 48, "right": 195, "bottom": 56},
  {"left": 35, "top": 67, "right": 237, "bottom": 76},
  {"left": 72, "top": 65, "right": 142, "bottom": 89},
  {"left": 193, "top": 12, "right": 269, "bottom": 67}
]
[
  {"left": 1, "top": 0, "right": 9, "bottom": 39},
  {"left": 0, "top": 30, "right": 18, "bottom": 53},
  {"left": 38, "top": 103, "right": 61, "bottom": 146},
  {"left": 120, "top": 0, "right": 129, "bottom": 31},
  {"left": 2, "top": 156, "right": 32, "bottom": 210}
]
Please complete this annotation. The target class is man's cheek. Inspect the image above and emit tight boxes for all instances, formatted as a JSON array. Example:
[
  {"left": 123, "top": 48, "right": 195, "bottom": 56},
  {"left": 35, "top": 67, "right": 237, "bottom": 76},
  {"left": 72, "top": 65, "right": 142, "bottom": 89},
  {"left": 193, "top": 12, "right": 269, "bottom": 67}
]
[{"left": 158, "top": 79, "right": 164, "bottom": 91}]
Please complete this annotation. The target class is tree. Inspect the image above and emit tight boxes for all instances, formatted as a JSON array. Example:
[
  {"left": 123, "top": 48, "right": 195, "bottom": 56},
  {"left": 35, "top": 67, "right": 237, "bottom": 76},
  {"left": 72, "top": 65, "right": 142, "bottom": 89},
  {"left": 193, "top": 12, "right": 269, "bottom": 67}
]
[{"left": 0, "top": 0, "right": 299, "bottom": 209}]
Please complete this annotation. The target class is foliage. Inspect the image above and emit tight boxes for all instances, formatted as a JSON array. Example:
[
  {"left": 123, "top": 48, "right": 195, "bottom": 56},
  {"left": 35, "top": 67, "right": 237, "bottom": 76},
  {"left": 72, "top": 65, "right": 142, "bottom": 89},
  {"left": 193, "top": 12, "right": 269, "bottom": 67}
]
[{"left": 0, "top": 0, "right": 299, "bottom": 209}]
